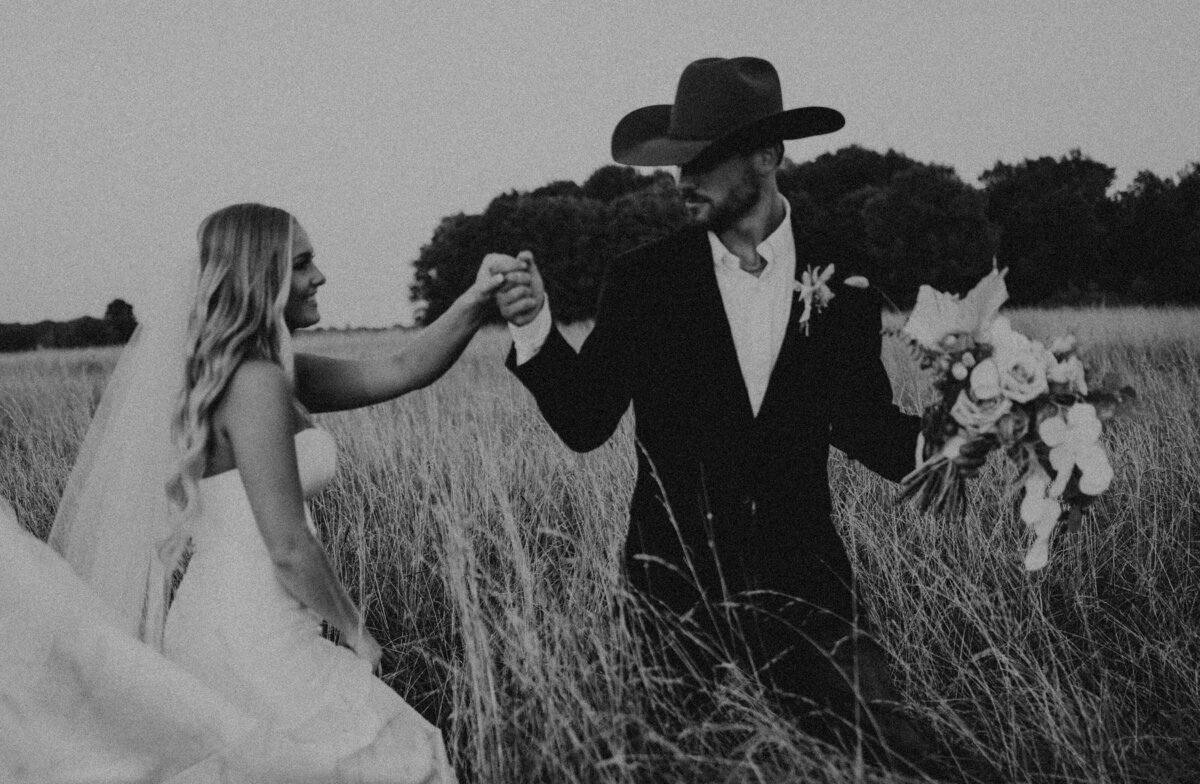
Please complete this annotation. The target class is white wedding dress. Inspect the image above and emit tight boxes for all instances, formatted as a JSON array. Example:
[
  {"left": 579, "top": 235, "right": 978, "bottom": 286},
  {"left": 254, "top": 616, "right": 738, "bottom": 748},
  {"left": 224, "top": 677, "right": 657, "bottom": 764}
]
[{"left": 0, "top": 428, "right": 455, "bottom": 784}]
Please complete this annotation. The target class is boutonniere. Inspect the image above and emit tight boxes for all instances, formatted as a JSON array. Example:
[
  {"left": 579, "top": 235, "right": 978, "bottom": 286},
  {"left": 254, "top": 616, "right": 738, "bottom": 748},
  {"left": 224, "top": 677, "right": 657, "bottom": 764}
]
[
  {"left": 793, "top": 265, "right": 872, "bottom": 336},
  {"left": 793, "top": 264, "right": 836, "bottom": 336}
]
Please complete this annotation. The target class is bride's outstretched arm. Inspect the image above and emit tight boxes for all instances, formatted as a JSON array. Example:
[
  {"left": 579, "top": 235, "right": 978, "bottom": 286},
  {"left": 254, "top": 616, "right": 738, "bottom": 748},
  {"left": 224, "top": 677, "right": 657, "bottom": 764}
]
[
  {"left": 294, "top": 253, "right": 522, "bottom": 413},
  {"left": 220, "top": 359, "right": 381, "bottom": 664}
]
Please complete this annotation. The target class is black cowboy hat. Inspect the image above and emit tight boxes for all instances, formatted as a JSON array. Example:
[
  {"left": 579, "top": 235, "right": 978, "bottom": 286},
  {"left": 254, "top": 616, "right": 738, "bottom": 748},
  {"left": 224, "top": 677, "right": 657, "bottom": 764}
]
[{"left": 611, "top": 57, "right": 845, "bottom": 167}]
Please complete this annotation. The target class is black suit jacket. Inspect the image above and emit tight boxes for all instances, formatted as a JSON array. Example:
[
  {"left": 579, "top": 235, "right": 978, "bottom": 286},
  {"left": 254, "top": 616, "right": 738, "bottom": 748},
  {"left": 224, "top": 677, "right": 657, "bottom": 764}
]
[{"left": 508, "top": 205, "right": 920, "bottom": 628}]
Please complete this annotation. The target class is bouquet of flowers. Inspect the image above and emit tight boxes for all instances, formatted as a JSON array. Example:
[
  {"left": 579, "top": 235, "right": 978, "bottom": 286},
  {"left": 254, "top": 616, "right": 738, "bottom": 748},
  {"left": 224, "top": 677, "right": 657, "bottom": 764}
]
[{"left": 896, "top": 267, "right": 1136, "bottom": 570}]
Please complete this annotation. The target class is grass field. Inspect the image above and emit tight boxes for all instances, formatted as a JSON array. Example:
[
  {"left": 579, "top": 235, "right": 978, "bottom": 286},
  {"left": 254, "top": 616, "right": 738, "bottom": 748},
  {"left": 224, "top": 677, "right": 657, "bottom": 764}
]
[{"left": 2, "top": 308, "right": 1198, "bottom": 783}]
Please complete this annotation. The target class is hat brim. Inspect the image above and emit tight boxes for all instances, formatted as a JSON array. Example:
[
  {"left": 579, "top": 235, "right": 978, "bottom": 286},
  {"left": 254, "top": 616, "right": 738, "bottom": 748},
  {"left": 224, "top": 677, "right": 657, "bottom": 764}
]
[{"left": 612, "top": 104, "right": 845, "bottom": 167}]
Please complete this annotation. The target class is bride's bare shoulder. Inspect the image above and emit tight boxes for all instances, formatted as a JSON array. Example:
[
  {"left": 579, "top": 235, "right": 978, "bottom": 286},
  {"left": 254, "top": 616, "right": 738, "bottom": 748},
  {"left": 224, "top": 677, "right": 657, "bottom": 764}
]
[
  {"left": 214, "top": 360, "right": 293, "bottom": 428},
  {"left": 205, "top": 360, "right": 296, "bottom": 477}
]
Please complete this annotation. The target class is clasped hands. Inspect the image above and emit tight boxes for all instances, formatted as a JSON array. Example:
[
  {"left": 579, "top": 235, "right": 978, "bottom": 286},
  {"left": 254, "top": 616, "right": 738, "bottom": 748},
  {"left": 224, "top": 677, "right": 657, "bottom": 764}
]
[{"left": 480, "top": 250, "right": 545, "bottom": 326}]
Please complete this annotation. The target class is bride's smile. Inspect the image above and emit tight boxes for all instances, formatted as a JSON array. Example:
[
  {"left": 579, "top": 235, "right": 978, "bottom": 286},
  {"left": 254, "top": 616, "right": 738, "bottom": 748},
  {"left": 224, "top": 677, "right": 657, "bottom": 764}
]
[{"left": 284, "top": 221, "right": 325, "bottom": 330}]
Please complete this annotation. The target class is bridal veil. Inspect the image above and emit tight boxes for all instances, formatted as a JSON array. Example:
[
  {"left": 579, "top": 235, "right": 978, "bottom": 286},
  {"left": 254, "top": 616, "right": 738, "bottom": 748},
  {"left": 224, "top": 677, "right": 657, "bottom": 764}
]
[{"left": 47, "top": 250, "right": 197, "bottom": 648}]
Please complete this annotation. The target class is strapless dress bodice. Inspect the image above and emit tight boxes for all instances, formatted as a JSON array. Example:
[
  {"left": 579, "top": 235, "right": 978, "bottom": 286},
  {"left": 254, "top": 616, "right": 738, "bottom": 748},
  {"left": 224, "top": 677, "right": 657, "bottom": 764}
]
[
  {"left": 194, "top": 428, "right": 335, "bottom": 537},
  {"left": 201, "top": 427, "right": 337, "bottom": 499},
  {"left": 293, "top": 427, "right": 338, "bottom": 496}
]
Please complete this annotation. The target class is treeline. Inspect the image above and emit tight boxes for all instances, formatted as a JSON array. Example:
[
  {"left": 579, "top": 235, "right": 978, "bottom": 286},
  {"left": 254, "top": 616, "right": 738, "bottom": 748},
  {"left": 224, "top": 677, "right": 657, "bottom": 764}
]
[
  {"left": 410, "top": 146, "right": 1200, "bottom": 322},
  {"left": 411, "top": 165, "right": 685, "bottom": 323},
  {"left": 0, "top": 299, "right": 137, "bottom": 352}
]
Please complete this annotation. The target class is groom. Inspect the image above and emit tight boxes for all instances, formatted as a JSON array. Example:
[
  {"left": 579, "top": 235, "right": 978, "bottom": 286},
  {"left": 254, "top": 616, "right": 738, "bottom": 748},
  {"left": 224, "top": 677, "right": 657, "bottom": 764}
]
[{"left": 496, "top": 57, "right": 927, "bottom": 755}]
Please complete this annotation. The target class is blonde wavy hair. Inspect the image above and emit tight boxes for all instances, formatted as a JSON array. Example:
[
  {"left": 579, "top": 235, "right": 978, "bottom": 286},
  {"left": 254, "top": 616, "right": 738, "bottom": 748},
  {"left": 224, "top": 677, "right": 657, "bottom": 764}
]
[{"left": 164, "top": 203, "right": 295, "bottom": 541}]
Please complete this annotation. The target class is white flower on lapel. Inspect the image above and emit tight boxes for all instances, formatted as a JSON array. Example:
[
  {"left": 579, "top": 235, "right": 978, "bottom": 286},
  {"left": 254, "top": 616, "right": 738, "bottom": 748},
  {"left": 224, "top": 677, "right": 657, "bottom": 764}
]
[{"left": 794, "top": 264, "right": 836, "bottom": 336}]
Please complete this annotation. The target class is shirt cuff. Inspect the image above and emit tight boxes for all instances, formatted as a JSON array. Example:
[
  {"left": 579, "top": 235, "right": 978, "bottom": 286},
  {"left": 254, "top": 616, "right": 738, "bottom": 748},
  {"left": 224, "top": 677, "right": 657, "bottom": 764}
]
[{"left": 508, "top": 296, "right": 552, "bottom": 365}]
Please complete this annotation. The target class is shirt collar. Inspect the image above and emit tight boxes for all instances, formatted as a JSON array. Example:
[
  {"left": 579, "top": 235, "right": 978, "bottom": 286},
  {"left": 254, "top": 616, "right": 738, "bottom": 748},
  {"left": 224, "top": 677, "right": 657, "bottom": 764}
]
[{"left": 708, "top": 196, "right": 793, "bottom": 275}]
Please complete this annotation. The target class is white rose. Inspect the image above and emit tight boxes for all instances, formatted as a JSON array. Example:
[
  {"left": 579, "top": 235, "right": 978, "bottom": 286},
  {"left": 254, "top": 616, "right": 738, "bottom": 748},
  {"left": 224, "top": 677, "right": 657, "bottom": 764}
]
[
  {"left": 996, "top": 349, "right": 1049, "bottom": 402},
  {"left": 992, "top": 329, "right": 1050, "bottom": 403},
  {"left": 950, "top": 389, "right": 1012, "bottom": 434},
  {"left": 969, "top": 358, "right": 1002, "bottom": 400}
]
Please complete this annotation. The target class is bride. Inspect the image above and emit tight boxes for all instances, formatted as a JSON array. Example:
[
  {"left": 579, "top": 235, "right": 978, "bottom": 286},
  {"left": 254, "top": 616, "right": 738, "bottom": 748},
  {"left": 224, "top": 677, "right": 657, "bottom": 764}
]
[{"left": 1, "top": 203, "right": 518, "bottom": 782}]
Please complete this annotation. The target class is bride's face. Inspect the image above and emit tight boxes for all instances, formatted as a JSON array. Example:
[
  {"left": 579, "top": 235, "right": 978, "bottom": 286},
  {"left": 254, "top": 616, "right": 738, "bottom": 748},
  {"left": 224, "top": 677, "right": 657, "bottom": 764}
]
[{"left": 283, "top": 222, "right": 325, "bottom": 330}]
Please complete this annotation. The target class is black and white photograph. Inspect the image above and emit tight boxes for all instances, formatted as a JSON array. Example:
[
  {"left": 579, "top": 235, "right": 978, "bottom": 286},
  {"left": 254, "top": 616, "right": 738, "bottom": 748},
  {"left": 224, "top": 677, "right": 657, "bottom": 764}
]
[{"left": 2, "top": 3, "right": 1197, "bottom": 782}]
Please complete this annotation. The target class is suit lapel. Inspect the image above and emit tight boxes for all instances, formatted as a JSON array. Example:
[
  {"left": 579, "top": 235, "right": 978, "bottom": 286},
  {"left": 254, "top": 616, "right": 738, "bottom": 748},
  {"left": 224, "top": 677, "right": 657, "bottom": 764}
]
[
  {"left": 660, "top": 228, "right": 756, "bottom": 431},
  {"left": 659, "top": 207, "right": 834, "bottom": 431},
  {"left": 756, "top": 212, "right": 824, "bottom": 423}
]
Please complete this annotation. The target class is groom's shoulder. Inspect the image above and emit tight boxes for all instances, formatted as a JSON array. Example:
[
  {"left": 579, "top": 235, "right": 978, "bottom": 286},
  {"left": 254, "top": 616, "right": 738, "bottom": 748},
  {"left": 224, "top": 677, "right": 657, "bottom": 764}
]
[
  {"left": 790, "top": 212, "right": 872, "bottom": 277},
  {"left": 593, "top": 227, "right": 699, "bottom": 313},
  {"left": 610, "top": 225, "right": 705, "bottom": 275}
]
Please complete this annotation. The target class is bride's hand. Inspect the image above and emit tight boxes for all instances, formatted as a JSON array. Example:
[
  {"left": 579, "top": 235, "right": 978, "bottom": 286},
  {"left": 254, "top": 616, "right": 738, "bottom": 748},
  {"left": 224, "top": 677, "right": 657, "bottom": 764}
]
[
  {"left": 496, "top": 250, "right": 544, "bottom": 327},
  {"left": 348, "top": 630, "right": 384, "bottom": 672},
  {"left": 468, "top": 253, "right": 525, "bottom": 307}
]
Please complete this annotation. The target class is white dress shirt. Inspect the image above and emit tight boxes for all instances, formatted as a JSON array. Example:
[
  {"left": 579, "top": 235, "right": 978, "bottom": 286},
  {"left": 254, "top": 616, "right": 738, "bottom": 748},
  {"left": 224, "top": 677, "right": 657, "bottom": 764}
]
[
  {"left": 708, "top": 197, "right": 795, "bottom": 414},
  {"left": 510, "top": 197, "right": 797, "bottom": 416}
]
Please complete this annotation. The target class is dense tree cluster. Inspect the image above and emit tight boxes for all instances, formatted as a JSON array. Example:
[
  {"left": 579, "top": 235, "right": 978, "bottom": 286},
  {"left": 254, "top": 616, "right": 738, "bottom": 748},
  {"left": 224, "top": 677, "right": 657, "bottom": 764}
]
[
  {"left": 410, "top": 167, "right": 685, "bottom": 323},
  {"left": 10, "top": 147, "right": 1196, "bottom": 348},
  {"left": 777, "top": 147, "right": 995, "bottom": 307},
  {"left": 411, "top": 146, "right": 1200, "bottom": 322},
  {"left": 0, "top": 298, "right": 137, "bottom": 352}
]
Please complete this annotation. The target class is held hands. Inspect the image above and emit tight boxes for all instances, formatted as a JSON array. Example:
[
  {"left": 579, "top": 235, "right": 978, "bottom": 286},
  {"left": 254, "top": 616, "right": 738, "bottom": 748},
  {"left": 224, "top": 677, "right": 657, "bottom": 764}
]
[
  {"left": 494, "top": 250, "right": 545, "bottom": 327},
  {"left": 469, "top": 253, "right": 527, "bottom": 307}
]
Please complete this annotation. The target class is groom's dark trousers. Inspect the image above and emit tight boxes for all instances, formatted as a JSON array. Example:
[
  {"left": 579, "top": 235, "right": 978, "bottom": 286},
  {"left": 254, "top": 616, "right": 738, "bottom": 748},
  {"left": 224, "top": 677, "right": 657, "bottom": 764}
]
[{"left": 507, "top": 207, "right": 922, "bottom": 740}]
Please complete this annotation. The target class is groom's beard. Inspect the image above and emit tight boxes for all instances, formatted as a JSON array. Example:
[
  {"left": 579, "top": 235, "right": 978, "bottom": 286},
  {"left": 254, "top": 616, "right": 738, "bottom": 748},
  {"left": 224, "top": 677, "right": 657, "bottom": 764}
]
[{"left": 682, "top": 167, "right": 761, "bottom": 234}]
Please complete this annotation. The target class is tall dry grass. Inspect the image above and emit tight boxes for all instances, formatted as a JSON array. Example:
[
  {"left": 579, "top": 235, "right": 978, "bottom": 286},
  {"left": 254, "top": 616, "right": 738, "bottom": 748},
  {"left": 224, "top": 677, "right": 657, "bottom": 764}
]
[{"left": 2, "top": 308, "right": 1198, "bottom": 783}]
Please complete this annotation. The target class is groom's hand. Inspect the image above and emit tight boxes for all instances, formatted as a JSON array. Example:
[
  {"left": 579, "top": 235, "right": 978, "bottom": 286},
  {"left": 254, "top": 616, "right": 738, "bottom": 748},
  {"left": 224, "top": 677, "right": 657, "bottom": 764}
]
[
  {"left": 496, "top": 250, "right": 545, "bottom": 327},
  {"left": 468, "top": 253, "right": 524, "bottom": 305},
  {"left": 953, "top": 435, "right": 992, "bottom": 478}
]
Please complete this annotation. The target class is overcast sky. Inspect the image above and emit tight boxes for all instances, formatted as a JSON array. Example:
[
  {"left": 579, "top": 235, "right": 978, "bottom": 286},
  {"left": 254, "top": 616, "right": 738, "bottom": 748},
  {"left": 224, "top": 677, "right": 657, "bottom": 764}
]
[{"left": 3, "top": 1, "right": 1197, "bottom": 328}]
